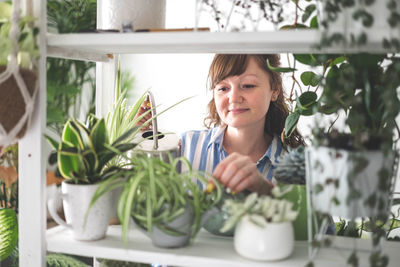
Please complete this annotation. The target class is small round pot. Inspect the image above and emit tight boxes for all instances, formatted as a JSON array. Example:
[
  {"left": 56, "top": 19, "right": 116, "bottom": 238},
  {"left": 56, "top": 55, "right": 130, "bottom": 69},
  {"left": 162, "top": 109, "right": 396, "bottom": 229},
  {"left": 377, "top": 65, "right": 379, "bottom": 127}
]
[{"left": 234, "top": 216, "right": 294, "bottom": 261}]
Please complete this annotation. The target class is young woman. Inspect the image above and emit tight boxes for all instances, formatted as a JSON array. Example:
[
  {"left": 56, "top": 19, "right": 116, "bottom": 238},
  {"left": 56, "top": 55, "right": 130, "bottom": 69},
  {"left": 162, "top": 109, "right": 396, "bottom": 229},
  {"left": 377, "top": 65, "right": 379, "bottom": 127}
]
[{"left": 137, "top": 54, "right": 303, "bottom": 195}]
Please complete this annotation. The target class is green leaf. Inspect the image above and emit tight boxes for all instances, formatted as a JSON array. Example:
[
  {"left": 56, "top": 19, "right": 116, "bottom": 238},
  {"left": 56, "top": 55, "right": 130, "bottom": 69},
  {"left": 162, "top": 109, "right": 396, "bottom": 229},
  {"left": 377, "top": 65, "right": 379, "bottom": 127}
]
[
  {"left": 300, "top": 71, "right": 320, "bottom": 87},
  {"left": 0, "top": 208, "right": 18, "bottom": 261},
  {"left": 69, "top": 119, "right": 91, "bottom": 150},
  {"left": 266, "top": 59, "right": 296, "bottom": 73},
  {"left": 46, "top": 106, "right": 65, "bottom": 125},
  {"left": 44, "top": 135, "right": 59, "bottom": 150},
  {"left": 302, "top": 4, "right": 316, "bottom": 23},
  {"left": 284, "top": 111, "right": 300, "bottom": 138},
  {"left": 90, "top": 118, "right": 108, "bottom": 153},
  {"left": 310, "top": 15, "right": 319, "bottom": 29},
  {"left": 111, "top": 126, "right": 139, "bottom": 147},
  {"left": 332, "top": 56, "right": 347, "bottom": 66},
  {"left": 318, "top": 104, "right": 338, "bottom": 115},
  {"left": 352, "top": 9, "right": 374, "bottom": 28},
  {"left": 361, "top": 219, "right": 387, "bottom": 232},
  {"left": 58, "top": 141, "right": 82, "bottom": 180},
  {"left": 293, "top": 54, "right": 316, "bottom": 66},
  {"left": 46, "top": 253, "right": 88, "bottom": 267},
  {"left": 62, "top": 119, "right": 83, "bottom": 150},
  {"left": 297, "top": 91, "right": 318, "bottom": 116}
]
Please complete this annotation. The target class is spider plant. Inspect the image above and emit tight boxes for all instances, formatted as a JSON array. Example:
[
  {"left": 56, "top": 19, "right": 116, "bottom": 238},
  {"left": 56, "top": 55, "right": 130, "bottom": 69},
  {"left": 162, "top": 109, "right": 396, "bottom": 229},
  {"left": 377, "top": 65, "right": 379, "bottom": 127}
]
[{"left": 89, "top": 152, "right": 223, "bottom": 244}]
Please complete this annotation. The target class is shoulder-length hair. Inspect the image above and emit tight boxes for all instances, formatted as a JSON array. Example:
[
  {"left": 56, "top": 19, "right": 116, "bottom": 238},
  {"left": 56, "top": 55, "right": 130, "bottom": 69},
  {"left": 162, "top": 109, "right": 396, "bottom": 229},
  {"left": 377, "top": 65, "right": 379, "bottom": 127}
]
[{"left": 204, "top": 54, "right": 304, "bottom": 148}]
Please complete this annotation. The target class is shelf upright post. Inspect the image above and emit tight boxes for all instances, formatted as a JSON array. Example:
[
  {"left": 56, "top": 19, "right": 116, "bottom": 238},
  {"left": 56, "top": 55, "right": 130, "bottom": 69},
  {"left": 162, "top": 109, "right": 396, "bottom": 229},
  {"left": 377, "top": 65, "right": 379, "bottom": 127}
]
[
  {"left": 94, "top": 3, "right": 116, "bottom": 265},
  {"left": 95, "top": 59, "right": 116, "bottom": 117},
  {"left": 18, "top": 0, "right": 47, "bottom": 266},
  {"left": 96, "top": 0, "right": 116, "bottom": 117}
]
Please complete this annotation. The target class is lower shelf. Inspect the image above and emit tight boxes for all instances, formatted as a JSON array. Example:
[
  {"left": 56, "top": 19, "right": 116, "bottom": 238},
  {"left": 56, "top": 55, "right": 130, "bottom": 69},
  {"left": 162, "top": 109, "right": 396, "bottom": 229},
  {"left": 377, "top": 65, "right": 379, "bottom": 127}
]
[{"left": 46, "top": 225, "right": 400, "bottom": 267}]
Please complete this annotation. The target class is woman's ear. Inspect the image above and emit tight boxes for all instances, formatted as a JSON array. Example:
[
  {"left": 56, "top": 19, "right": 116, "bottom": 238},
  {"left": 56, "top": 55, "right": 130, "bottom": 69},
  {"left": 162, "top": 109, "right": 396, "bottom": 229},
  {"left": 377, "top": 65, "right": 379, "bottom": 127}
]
[{"left": 271, "top": 89, "right": 280, "bottom": 102}]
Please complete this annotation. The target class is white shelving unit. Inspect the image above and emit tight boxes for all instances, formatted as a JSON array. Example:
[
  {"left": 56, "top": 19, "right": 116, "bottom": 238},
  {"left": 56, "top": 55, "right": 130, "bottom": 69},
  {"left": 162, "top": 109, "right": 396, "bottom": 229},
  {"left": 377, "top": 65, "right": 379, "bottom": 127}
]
[
  {"left": 47, "top": 225, "right": 400, "bottom": 267},
  {"left": 17, "top": 1, "right": 400, "bottom": 266},
  {"left": 46, "top": 30, "right": 396, "bottom": 60}
]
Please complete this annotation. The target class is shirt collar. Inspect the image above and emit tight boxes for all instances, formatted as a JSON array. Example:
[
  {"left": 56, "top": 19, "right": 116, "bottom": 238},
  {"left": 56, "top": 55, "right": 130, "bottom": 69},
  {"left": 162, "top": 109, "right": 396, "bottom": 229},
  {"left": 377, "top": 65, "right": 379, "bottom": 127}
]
[
  {"left": 258, "top": 135, "right": 283, "bottom": 165},
  {"left": 207, "top": 125, "right": 227, "bottom": 151},
  {"left": 207, "top": 126, "right": 283, "bottom": 164}
]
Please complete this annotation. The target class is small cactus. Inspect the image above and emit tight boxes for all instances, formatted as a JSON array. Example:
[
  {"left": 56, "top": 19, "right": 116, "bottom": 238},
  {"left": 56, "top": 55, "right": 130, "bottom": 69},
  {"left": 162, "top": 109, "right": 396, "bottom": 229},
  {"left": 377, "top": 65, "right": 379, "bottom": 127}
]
[{"left": 274, "top": 146, "right": 306, "bottom": 185}]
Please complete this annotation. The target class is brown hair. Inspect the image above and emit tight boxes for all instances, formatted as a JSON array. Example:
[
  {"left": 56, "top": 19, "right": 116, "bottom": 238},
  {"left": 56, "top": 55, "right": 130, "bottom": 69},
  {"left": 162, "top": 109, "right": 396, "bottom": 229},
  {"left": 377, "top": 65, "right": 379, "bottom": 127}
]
[{"left": 204, "top": 54, "right": 304, "bottom": 148}]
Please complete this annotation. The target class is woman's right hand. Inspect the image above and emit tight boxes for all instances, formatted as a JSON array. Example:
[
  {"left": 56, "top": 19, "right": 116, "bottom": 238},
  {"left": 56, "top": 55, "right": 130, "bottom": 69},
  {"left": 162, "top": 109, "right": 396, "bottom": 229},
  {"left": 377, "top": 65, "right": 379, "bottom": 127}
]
[{"left": 134, "top": 96, "right": 153, "bottom": 131}]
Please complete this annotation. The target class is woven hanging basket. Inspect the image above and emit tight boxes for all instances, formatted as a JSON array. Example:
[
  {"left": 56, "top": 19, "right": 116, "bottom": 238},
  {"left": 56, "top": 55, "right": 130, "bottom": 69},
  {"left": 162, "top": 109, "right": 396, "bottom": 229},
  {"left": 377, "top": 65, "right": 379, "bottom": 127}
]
[{"left": 0, "top": 66, "right": 38, "bottom": 139}]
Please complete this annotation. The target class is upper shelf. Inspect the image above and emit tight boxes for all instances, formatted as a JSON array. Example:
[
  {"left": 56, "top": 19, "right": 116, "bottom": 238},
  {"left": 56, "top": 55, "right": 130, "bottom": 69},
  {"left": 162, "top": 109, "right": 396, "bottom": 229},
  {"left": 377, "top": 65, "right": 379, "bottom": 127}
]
[{"left": 46, "top": 29, "right": 396, "bottom": 62}]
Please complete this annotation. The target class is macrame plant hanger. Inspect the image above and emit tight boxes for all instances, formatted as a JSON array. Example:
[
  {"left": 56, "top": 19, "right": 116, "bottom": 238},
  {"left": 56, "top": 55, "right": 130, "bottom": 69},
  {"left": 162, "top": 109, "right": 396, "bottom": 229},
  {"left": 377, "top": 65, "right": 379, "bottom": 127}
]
[{"left": 0, "top": 0, "right": 38, "bottom": 148}]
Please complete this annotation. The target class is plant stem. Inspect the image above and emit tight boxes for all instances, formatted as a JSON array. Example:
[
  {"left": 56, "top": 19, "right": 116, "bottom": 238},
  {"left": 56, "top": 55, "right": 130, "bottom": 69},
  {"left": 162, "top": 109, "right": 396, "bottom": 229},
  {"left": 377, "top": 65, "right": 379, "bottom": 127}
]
[{"left": 3, "top": 182, "right": 8, "bottom": 208}]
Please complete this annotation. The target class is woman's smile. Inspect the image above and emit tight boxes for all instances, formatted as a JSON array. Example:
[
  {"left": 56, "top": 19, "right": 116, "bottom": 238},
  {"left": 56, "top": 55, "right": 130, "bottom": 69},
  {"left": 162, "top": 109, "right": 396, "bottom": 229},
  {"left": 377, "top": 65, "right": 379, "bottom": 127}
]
[{"left": 228, "top": 108, "right": 249, "bottom": 115}]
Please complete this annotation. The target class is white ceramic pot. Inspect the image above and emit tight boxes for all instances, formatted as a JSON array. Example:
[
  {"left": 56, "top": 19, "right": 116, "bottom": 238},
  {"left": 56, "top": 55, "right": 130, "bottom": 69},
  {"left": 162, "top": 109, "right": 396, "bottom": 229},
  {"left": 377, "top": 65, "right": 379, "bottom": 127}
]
[
  {"left": 234, "top": 216, "right": 294, "bottom": 261},
  {"left": 48, "top": 181, "right": 113, "bottom": 241},
  {"left": 46, "top": 184, "right": 62, "bottom": 220},
  {"left": 98, "top": 0, "right": 166, "bottom": 31},
  {"left": 305, "top": 146, "right": 394, "bottom": 219}
]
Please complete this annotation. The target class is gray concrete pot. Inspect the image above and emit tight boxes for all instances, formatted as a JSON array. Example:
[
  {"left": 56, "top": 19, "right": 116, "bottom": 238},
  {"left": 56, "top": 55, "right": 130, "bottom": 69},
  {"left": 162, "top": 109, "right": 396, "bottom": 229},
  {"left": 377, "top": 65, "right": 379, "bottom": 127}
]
[{"left": 137, "top": 204, "right": 218, "bottom": 248}]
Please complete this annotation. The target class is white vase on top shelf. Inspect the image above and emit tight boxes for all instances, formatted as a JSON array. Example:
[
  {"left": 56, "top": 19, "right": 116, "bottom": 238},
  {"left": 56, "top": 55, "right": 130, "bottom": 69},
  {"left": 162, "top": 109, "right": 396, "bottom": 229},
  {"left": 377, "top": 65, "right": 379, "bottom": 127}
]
[{"left": 98, "top": 0, "right": 166, "bottom": 32}]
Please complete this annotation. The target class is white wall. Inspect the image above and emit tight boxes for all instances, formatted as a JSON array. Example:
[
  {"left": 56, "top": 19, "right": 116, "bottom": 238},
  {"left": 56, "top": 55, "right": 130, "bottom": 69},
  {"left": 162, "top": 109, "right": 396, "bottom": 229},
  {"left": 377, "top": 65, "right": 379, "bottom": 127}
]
[
  {"left": 121, "top": 53, "right": 214, "bottom": 135},
  {"left": 120, "top": 0, "right": 344, "bottom": 139},
  {"left": 120, "top": 1, "right": 327, "bottom": 137}
]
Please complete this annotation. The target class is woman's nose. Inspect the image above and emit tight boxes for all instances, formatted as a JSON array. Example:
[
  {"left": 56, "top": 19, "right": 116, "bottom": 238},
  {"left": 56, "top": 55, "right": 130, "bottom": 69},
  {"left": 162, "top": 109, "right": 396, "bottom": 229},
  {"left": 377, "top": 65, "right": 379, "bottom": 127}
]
[{"left": 228, "top": 85, "right": 243, "bottom": 103}]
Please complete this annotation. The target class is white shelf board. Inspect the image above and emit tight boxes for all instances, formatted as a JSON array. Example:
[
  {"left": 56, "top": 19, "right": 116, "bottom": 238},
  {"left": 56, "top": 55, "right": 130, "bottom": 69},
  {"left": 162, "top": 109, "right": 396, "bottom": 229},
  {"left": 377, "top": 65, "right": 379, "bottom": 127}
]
[
  {"left": 46, "top": 30, "right": 392, "bottom": 57},
  {"left": 47, "top": 225, "right": 400, "bottom": 267}
]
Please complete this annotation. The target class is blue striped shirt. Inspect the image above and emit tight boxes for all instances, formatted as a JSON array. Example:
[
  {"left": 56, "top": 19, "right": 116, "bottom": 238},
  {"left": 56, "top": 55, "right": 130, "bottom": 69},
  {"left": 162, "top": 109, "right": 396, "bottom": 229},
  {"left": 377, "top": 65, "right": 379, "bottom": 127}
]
[{"left": 180, "top": 126, "right": 283, "bottom": 183}]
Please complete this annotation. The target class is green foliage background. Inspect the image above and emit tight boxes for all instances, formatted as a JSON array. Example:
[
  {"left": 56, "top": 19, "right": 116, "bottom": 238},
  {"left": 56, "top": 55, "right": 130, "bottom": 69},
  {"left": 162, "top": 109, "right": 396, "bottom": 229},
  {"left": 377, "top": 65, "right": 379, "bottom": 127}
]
[{"left": 46, "top": 0, "right": 97, "bottom": 135}]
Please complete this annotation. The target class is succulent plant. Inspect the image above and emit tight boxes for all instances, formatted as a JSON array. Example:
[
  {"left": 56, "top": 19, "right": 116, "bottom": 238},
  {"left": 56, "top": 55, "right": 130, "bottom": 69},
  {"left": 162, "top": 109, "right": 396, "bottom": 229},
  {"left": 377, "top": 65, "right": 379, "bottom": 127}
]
[
  {"left": 220, "top": 188, "right": 299, "bottom": 232},
  {"left": 273, "top": 146, "right": 305, "bottom": 185}
]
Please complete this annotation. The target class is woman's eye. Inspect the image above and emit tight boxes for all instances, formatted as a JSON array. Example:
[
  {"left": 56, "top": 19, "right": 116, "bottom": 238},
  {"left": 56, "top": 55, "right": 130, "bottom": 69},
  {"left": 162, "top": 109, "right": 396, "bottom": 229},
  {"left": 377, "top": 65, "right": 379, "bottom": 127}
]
[
  {"left": 242, "top": 84, "right": 255, "bottom": 89},
  {"left": 217, "top": 87, "right": 228, "bottom": 92}
]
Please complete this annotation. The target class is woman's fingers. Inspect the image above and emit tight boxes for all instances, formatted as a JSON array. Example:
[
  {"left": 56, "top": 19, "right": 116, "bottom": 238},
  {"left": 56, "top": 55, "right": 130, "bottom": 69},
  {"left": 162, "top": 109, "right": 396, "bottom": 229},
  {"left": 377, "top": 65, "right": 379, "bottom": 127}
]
[
  {"left": 227, "top": 163, "right": 255, "bottom": 190},
  {"left": 213, "top": 153, "right": 240, "bottom": 183},
  {"left": 213, "top": 153, "right": 257, "bottom": 193},
  {"left": 213, "top": 152, "right": 274, "bottom": 194},
  {"left": 135, "top": 98, "right": 153, "bottom": 131}
]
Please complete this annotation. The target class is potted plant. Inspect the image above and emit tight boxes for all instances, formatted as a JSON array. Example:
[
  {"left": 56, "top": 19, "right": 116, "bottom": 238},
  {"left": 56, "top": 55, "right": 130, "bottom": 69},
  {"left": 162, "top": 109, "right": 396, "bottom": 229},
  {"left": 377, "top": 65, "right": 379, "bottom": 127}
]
[
  {"left": 0, "top": 1, "right": 39, "bottom": 146},
  {"left": 273, "top": 146, "right": 310, "bottom": 241},
  {"left": 275, "top": 1, "right": 400, "bottom": 266},
  {"left": 90, "top": 152, "right": 223, "bottom": 248},
  {"left": 302, "top": 52, "right": 400, "bottom": 266},
  {"left": 220, "top": 187, "right": 299, "bottom": 261},
  {"left": 46, "top": 114, "right": 138, "bottom": 241}
]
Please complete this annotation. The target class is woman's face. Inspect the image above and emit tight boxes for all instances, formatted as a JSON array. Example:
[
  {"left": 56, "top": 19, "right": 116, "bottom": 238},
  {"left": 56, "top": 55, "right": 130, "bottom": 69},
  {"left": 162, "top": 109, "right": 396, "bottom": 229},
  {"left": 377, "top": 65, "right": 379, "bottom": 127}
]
[{"left": 213, "top": 57, "right": 279, "bottom": 130}]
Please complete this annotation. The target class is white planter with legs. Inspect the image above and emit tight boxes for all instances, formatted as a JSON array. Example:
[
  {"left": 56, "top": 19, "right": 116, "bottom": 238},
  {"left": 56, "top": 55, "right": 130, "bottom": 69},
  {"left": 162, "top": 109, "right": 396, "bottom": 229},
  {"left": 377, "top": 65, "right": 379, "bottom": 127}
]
[{"left": 305, "top": 146, "right": 394, "bottom": 219}]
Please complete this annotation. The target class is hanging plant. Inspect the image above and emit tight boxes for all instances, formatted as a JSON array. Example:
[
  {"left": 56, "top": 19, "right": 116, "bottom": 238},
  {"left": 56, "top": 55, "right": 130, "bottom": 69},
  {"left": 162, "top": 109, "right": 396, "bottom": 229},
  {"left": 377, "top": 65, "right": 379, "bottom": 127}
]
[{"left": 0, "top": 1, "right": 39, "bottom": 147}]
